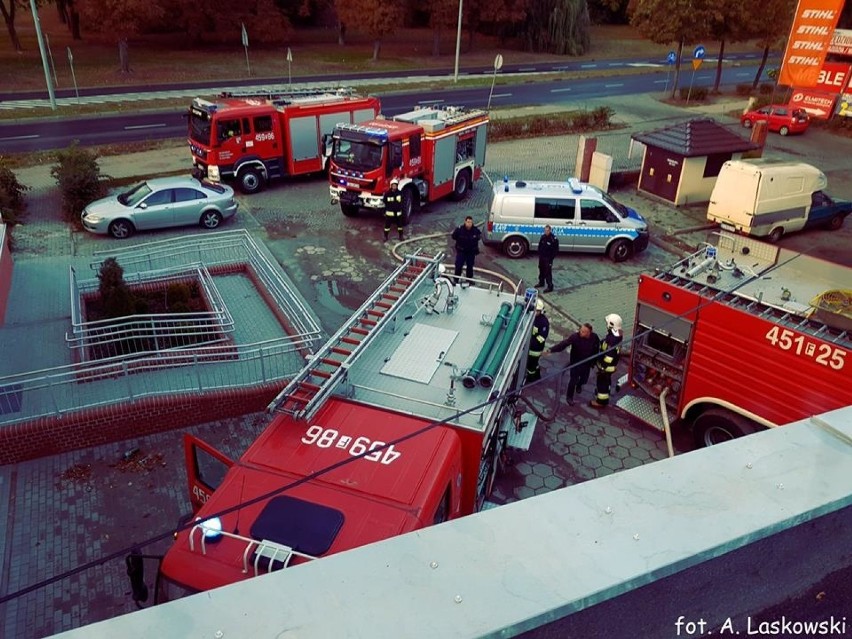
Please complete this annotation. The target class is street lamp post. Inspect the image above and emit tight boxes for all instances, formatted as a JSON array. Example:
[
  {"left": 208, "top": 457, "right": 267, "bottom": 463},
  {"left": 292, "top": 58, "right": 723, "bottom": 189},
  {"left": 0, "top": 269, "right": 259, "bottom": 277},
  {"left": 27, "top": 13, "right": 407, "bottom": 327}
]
[
  {"left": 29, "top": 0, "right": 56, "bottom": 110},
  {"left": 453, "top": 0, "right": 464, "bottom": 83}
]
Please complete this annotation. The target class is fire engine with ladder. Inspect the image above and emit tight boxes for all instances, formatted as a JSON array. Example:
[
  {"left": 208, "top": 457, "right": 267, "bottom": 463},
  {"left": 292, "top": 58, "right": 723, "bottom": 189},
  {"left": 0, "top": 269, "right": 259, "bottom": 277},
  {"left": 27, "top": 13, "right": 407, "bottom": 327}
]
[
  {"left": 328, "top": 105, "right": 489, "bottom": 224},
  {"left": 157, "top": 253, "right": 538, "bottom": 598},
  {"left": 616, "top": 230, "right": 852, "bottom": 448},
  {"left": 187, "top": 88, "right": 380, "bottom": 194}
]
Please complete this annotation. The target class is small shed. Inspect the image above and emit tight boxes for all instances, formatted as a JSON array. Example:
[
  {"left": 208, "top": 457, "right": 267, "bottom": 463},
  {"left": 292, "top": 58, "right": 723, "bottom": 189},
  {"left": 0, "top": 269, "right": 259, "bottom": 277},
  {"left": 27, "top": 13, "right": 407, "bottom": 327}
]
[{"left": 631, "top": 118, "right": 760, "bottom": 206}]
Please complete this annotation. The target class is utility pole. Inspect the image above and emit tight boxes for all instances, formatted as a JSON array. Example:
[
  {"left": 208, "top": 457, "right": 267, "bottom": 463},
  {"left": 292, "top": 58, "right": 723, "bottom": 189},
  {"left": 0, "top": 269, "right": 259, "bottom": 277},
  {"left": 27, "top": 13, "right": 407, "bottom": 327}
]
[
  {"left": 30, "top": 0, "right": 57, "bottom": 110},
  {"left": 453, "top": 0, "right": 464, "bottom": 83}
]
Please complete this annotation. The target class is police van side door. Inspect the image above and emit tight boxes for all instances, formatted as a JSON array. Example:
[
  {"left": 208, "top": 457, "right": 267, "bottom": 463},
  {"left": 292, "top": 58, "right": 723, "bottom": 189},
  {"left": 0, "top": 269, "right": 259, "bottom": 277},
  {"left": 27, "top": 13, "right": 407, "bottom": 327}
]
[
  {"left": 577, "top": 197, "right": 620, "bottom": 253},
  {"left": 533, "top": 197, "right": 577, "bottom": 250}
]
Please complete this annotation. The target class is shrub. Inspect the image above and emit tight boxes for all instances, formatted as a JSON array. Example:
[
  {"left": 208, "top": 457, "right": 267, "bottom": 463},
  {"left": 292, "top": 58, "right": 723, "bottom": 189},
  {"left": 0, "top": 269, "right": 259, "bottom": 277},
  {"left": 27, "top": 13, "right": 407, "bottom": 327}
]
[
  {"left": 0, "top": 162, "right": 29, "bottom": 226},
  {"left": 50, "top": 143, "right": 106, "bottom": 224},
  {"left": 735, "top": 84, "right": 752, "bottom": 97},
  {"left": 679, "top": 87, "right": 708, "bottom": 101},
  {"left": 97, "top": 258, "right": 135, "bottom": 319}
]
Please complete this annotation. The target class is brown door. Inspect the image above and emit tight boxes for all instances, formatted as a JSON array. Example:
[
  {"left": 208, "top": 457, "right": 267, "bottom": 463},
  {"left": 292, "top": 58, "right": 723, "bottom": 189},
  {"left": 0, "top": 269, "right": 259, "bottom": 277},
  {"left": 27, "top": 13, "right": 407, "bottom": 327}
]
[{"left": 640, "top": 148, "right": 682, "bottom": 203}]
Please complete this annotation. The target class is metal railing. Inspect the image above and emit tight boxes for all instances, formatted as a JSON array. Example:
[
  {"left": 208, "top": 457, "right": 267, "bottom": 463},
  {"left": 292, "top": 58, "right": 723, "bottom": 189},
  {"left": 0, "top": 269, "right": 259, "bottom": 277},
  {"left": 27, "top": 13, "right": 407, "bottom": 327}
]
[{"left": 0, "top": 230, "right": 324, "bottom": 426}]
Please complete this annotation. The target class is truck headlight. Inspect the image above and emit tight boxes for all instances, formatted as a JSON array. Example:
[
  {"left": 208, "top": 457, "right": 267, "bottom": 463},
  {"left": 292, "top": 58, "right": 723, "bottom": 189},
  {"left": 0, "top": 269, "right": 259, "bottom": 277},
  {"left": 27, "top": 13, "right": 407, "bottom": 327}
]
[{"left": 208, "top": 165, "right": 220, "bottom": 181}]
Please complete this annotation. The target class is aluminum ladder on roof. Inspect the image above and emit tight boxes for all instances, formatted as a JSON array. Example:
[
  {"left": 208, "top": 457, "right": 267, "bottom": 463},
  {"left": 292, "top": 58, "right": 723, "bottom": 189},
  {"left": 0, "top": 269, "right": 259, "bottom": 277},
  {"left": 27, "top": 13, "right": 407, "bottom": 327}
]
[{"left": 267, "top": 251, "right": 443, "bottom": 420}]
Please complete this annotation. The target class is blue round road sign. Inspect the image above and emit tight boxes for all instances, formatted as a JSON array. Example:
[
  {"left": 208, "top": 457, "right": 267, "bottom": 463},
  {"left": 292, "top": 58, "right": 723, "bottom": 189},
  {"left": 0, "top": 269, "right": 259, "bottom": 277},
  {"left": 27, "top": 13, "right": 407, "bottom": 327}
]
[
  {"left": 667, "top": 51, "right": 676, "bottom": 65},
  {"left": 693, "top": 45, "right": 706, "bottom": 60}
]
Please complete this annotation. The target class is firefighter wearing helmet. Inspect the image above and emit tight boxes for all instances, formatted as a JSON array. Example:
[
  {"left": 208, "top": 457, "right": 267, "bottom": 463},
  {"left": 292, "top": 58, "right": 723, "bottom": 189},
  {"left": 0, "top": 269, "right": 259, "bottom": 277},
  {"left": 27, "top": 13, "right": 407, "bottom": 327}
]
[
  {"left": 590, "top": 313, "right": 623, "bottom": 409},
  {"left": 383, "top": 178, "right": 404, "bottom": 242},
  {"left": 525, "top": 298, "right": 550, "bottom": 384}
]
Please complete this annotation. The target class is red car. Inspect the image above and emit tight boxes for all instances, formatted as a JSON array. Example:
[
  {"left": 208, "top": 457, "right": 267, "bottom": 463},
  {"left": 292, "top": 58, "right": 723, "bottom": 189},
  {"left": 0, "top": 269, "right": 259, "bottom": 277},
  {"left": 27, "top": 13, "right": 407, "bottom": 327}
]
[{"left": 740, "top": 104, "right": 810, "bottom": 136}]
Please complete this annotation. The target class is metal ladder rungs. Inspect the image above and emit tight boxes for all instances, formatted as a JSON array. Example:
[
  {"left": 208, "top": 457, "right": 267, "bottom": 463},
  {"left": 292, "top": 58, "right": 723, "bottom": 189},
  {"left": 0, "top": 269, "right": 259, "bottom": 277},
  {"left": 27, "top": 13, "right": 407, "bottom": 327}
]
[
  {"left": 341, "top": 336, "right": 363, "bottom": 346},
  {"left": 366, "top": 309, "right": 385, "bottom": 318},
  {"left": 351, "top": 327, "right": 369, "bottom": 336},
  {"left": 331, "top": 346, "right": 352, "bottom": 356},
  {"left": 360, "top": 318, "right": 377, "bottom": 327},
  {"left": 320, "top": 357, "right": 343, "bottom": 367}
]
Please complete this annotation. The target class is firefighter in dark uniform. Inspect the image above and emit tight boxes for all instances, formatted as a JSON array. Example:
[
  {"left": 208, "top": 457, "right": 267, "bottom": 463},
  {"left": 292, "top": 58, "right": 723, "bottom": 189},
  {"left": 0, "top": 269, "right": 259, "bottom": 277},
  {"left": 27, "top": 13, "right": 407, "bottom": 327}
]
[
  {"left": 535, "top": 225, "right": 559, "bottom": 292},
  {"left": 590, "top": 314, "right": 623, "bottom": 409},
  {"left": 525, "top": 299, "right": 549, "bottom": 383},
  {"left": 383, "top": 178, "right": 404, "bottom": 242}
]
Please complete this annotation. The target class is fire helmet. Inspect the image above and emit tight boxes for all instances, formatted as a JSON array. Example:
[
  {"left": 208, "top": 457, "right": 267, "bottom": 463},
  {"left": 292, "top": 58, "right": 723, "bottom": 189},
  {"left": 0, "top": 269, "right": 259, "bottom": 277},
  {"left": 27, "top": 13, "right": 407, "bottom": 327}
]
[
  {"left": 390, "top": 178, "right": 399, "bottom": 186},
  {"left": 535, "top": 299, "right": 544, "bottom": 312},
  {"left": 605, "top": 313, "right": 623, "bottom": 335}
]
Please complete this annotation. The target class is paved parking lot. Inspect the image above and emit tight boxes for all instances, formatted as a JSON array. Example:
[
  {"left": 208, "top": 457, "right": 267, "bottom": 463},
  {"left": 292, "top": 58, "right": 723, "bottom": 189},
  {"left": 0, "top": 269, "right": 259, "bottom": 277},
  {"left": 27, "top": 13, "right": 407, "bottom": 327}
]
[{"left": 2, "top": 96, "right": 851, "bottom": 638}]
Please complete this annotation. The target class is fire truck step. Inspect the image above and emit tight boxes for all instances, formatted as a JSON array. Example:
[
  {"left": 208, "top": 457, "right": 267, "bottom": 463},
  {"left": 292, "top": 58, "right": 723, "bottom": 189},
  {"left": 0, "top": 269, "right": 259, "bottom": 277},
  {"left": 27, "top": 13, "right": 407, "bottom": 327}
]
[{"left": 615, "top": 395, "right": 667, "bottom": 432}]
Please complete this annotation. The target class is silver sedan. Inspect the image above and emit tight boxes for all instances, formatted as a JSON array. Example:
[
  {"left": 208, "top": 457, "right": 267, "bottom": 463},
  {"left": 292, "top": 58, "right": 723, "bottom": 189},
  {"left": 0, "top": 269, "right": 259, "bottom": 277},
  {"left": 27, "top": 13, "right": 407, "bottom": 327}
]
[{"left": 81, "top": 176, "right": 238, "bottom": 239}]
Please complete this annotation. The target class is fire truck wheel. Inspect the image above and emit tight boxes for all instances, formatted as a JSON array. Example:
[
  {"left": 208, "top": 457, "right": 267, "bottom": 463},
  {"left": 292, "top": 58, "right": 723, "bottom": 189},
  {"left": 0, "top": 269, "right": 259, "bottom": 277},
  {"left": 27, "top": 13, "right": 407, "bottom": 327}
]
[
  {"left": 607, "top": 239, "right": 633, "bottom": 262},
  {"left": 238, "top": 168, "right": 265, "bottom": 194},
  {"left": 340, "top": 203, "right": 359, "bottom": 217},
  {"left": 451, "top": 170, "right": 471, "bottom": 201},
  {"left": 767, "top": 227, "right": 784, "bottom": 243},
  {"left": 200, "top": 211, "right": 223, "bottom": 229},
  {"left": 108, "top": 219, "right": 134, "bottom": 239},
  {"left": 400, "top": 188, "right": 415, "bottom": 225},
  {"left": 693, "top": 409, "right": 757, "bottom": 448},
  {"left": 502, "top": 237, "right": 529, "bottom": 259}
]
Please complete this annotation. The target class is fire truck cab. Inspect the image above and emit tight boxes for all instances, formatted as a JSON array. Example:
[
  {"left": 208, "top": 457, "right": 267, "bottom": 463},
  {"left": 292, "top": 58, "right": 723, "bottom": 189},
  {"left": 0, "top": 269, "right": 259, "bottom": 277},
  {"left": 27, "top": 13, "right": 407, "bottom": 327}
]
[
  {"left": 187, "top": 90, "right": 380, "bottom": 194},
  {"left": 617, "top": 231, "right": 852, "bottom": 447},
  {"left": 328, "top": 106, "right": 489, "bottom": 223},
  {"left": 158, "top": 253, "right": 538, "bottom": 599}
]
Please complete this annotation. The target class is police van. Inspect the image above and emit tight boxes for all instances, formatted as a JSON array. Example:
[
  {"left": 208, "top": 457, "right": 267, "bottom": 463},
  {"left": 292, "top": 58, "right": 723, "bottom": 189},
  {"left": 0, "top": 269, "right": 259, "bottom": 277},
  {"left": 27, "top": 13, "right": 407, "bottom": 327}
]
[{"left": 482, "top": 178, "right": 649, "bottom": 262}]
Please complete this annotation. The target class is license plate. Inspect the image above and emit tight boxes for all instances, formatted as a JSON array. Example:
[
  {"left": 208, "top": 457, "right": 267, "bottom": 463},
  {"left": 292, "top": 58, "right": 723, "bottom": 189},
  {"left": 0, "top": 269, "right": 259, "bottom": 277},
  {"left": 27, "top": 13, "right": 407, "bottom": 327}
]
[{"left": 721, "top": 223, "right": 735, "bottom": 232}]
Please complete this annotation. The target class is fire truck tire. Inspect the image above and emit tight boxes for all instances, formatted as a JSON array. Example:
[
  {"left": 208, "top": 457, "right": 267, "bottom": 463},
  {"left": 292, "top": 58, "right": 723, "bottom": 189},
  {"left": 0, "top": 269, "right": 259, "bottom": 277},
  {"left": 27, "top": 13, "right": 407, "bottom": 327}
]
[
  {"left": 693, "top": 409, "right": 757, "bottom": 448},
  {"left": 400, "top": 188, "right": 415, "bottom": 225},
  {"left": 108, "top": 219, "right": 134, "bottom": 239},
  {"left": 200, "top": 211, "right": 223, "bottom": 229},
  {"left": 451, "top": 169, "right": 472, "bottom": 201},
  {"left": 607, "top": 239, "right": 633, "bottom": 262},
  {"left": 340, "top": 203, "right": 359, "bottom": 217},
  {"left": 502, "top": 236, "right": 529, "bottom": 259},
  {"left": 767, "top": 227, "right": 784, "bottom": 243},
  {"left": 238, "top": 168, "right": 265, "bottom": 194}
]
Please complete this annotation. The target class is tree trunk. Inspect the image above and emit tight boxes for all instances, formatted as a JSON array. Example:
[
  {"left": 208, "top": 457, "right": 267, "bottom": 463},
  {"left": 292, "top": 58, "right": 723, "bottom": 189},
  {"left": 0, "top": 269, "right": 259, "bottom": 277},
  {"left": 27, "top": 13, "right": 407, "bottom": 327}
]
[
  {"left": 753, "top": 45, "right": 770, "bottom": 90},
  {"left": 118, "top": 38, "right": 131, "bottom": 74},
  {"left": 432, "top": 27, "right": 441, "bottom": 57},
  {"left": 338, "top": 21, "right": 346, "bottom": 46},
  {"left": 70, "top": 6, "right": 81, "bottom": 40},
  {"left": 1, "top": 0, "right": 23, "bottom": 53},
  {"left": 713, "top": 39, "right": 725, "bottom": 93},
  {"left": 671, "top": 39, "right": 684, "bottom": 100},
  {"left": 372, "top": 38, "right": 381, "bottom": 61},
  {"left": 56, "top": 0, "right": 68, "bottom": 24}
]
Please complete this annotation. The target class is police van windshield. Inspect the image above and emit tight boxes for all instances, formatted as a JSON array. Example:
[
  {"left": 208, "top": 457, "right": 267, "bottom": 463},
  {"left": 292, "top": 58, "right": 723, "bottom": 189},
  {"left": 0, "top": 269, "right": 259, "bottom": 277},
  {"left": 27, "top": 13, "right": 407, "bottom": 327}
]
[
  {"left": 600, "top": 191, "right": 630, "bottom": 218},
  {"left": 333, "top": 139, "right": 384, "bottom": 171},
  {"left": 188, "top": 110, "right": 212, "bottom": 146}
]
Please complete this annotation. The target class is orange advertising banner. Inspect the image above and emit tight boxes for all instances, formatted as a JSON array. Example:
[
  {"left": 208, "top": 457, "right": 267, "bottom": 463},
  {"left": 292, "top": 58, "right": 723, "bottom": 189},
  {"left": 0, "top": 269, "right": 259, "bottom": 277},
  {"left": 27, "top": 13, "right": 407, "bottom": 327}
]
[{"left": 778, "top": 0, "right": 844, "bottom": 88}]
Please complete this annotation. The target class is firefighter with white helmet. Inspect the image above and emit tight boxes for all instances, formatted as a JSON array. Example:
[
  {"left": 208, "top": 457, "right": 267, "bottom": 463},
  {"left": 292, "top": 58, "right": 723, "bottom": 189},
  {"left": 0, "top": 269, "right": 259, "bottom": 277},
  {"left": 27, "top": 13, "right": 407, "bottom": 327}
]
[
  {"left": 590, "top": 313, "right": 623, "bottom": 409},
  {"left": 525, "top": 297, "right": 550, "bottom": 383},
  {"left": 383, "top": 178, "right": 404, "bottom": 242}
]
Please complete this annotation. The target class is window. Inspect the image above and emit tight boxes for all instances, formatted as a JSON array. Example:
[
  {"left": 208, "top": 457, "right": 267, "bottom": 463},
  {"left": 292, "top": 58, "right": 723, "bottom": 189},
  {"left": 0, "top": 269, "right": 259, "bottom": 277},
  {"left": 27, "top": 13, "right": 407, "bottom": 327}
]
[
  {"left": 216, "top": 118, "right": 241, "bottom": 143},
  {"left": 432, "top": 486, "right": 452, "bottom": 525},
  {"left": 388, "top": 141, "right": 403, "bottom": 175},
  {"left": 579, "top": 198, "right": 616, "bottom": 222},
  {"left": 409, "top": 134, "right": 421, "bottom": 160},
  {"left": 774, "top": 108, "right": 788, "bottom": 116},
  {"left": 174, "top": 188, "right": 203, "bottom": 203},
  {"left": 142, "top": 190, "right": 173, "bottom": 207},
  {"left": 534, "top": 197, "right": 575, "bottom": 220},
  {"left": 254, "top": 116, "right": 273, "bottom": 133},
  {"left": 703, "top": 152, "right": 732, "bottom": 178},
  {"left": 242, "top": 118, "right": 251, "bottom": 134}
]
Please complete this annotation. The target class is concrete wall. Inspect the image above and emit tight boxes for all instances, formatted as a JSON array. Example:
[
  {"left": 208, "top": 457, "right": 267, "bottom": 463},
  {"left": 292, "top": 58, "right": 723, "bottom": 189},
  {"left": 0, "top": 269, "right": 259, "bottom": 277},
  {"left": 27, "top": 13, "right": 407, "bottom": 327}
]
[
  {"left": 675, "top": 152, "right": 749, "bottom": 206},
  {"left": 0, "top": 224, "right": 12, "bottom": 326}
]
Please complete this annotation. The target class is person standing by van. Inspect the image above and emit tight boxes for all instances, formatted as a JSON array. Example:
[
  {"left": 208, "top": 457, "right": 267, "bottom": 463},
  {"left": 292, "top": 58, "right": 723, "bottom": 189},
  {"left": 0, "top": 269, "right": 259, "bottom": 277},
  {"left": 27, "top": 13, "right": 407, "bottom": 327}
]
[
  {"left": 451, "top": 216, "right": 481, "bottom": 287},
  {"left": 590, "top": 314, "right": 623, "bottom": 409},
  {"left": 536, "top": 225, "right": 559, "bottom": 292}
]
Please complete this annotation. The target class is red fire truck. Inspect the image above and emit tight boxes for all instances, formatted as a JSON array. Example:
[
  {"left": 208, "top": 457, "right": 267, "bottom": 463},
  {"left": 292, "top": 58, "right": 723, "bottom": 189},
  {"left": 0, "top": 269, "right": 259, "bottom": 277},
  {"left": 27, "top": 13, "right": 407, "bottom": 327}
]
[
  {"left": 328, "top": 105, "right": 489, "bottom": 223},
  {"left": 156, "top": 253, "right": 538, "bottom": 598},
  {"left": 617, "top": 231, "right": 852, "bottom": 447},
  {"left": 187, "top": 89, "right": 380, "bottom": 194}
]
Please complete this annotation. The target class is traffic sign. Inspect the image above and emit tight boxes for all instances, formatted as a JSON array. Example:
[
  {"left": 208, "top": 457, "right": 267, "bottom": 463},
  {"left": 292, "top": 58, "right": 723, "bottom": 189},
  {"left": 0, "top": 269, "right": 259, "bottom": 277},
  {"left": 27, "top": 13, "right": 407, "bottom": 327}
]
[
  {"left": 693, "top": 45, "right": 706, "bottom": 59},
  {"left": 667, "top": 51, "right": 676, "bottom": 65}
]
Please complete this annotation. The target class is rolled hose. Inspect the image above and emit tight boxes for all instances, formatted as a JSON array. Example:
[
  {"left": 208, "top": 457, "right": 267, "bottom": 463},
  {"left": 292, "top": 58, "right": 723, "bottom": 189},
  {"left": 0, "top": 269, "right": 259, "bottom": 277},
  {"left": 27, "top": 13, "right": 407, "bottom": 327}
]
[
  {"left": 462, "top": 301, "right": 512, "bottom": 389},
  {"left": 479, "top": 302, "right": 524, "bottom": 388}
]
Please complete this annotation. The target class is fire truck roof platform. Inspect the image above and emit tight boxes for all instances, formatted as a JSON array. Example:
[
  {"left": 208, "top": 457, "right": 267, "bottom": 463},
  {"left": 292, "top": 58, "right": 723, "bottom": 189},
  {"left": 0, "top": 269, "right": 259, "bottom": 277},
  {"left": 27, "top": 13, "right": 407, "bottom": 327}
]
[
  {"left": 50, "top": 405, "right": 852, "bottom": 639},
  {"left": 659, "top": 231, "right": 851, "bottom": 343},
  {"left": 268, "top": 251, "right": 535, "bottom": 433}
]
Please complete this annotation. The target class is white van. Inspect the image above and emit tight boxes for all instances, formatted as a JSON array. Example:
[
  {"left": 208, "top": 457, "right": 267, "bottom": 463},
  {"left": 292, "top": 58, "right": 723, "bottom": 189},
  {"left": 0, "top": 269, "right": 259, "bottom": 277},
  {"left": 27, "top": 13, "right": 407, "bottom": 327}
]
[
  {"left": 706, "top": 160, "right": 844, "bottom": 242},
  {"left": 482, "top": 178, "right": 649, "bottom": 262}
]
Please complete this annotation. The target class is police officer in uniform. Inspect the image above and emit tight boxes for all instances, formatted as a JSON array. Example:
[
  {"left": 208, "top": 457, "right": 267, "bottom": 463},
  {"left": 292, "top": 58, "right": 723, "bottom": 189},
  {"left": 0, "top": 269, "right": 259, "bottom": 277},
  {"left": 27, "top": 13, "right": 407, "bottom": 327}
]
[
  {"left": 383, "top": 178, "right": 404, "bottom": 242},
  {"left": 451, "top": 215, "right": 481, "bottom": 287},
  {"left": 590, "top": 314, "right": 623, "bottom": 409},
  {"left": 525, "top": 299, "right": 549, "bottom": 383},
  {"left": 535, "top": 225, "right": 559, "bottom": 292}
]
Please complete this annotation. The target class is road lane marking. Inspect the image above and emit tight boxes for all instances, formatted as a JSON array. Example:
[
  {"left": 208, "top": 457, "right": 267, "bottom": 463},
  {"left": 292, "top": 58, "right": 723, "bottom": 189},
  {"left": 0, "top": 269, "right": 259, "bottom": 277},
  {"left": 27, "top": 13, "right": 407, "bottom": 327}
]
[
  {"left": 550, "top": 88, "right": 572, "bottom": 93},
  {"left": 518, "top": 67, "right": 536, "bottom": 72},
  {"left": 123, "top": 123, "right": 167, "bottom": 130},
  {"left": 490, "top": 93, "right": 512, "bottom": 98},
  {"left": 0, "top": 133, "right": 39, "bottom": 140},
  {"left": 604, "top": 83, "right": 624, "bottom": 88},
  {"left": 417, "top": 99, "right": 445, "bottom": 105}
]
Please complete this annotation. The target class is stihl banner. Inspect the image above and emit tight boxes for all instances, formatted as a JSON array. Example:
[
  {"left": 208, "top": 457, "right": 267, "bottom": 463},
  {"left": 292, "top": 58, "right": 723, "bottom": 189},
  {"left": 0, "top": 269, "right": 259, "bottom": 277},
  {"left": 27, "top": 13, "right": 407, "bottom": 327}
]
[{"left": 779, "top": 0, "right": 844, "bottom": 88}]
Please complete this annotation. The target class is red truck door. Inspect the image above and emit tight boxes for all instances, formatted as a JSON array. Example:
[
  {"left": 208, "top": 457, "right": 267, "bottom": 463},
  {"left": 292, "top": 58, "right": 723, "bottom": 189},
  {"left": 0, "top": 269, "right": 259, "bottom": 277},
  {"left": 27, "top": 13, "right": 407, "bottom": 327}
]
[{"left": 182, "top": 434, "right": 234, "bottom": 513}]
